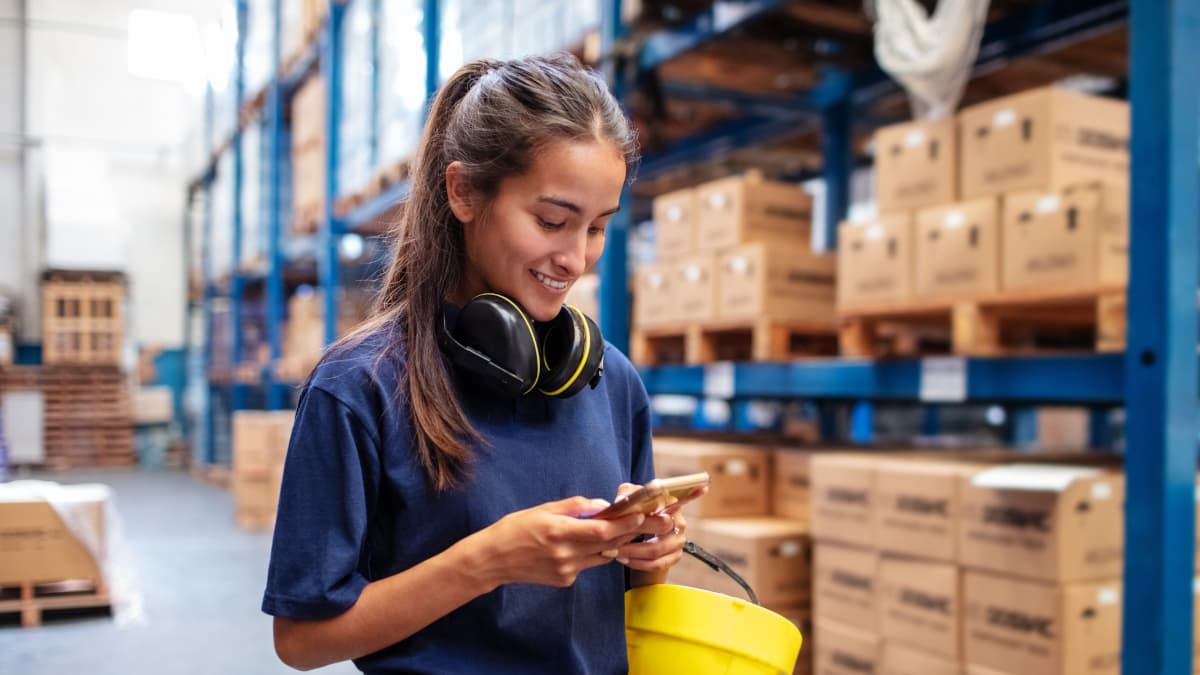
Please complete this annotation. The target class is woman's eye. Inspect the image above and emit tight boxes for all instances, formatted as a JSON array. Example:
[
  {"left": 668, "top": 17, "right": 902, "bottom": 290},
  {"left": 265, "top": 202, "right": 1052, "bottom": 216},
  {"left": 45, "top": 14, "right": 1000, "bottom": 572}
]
[
  {"left": 538, "top": 218, "right": 566, "bottom": 230},
  {"left": 588, "top": 226, "right": 607, "bottom": 236}
]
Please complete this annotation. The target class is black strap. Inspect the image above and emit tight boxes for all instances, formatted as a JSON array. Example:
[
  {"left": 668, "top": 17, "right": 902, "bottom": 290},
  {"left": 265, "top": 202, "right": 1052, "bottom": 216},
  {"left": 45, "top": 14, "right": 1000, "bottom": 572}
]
[{"left": 683, "top": 541, "right": 760, "bottom": 606}]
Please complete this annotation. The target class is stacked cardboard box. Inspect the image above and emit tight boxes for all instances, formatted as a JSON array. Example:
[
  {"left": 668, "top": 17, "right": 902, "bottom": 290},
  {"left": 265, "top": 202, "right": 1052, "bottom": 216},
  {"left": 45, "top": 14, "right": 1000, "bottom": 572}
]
[
  {"left": 291, "top": 76, "right": 325, "bottom": 234},
  {"left": 231, "top": 410, "right": 295, "bottom": 530},
  {"left": 638, "top": 172, "right": 834, "bottom": 332},
  {"left": 275, "top": 288, "right": 371, "bottom": 382},
  {"left": 842, "top": 85, "right": 1130, "bottom": 312}
]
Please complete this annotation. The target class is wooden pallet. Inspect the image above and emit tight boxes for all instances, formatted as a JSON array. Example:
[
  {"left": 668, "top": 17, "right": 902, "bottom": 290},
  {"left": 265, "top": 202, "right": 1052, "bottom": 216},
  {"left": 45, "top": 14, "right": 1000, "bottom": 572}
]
[
  {"left": 0, "top": 579, "right": 110, "bottom": 628},
  {"left": 42, "top": 275, "right": 126, "bottom": 366},
  {"left": 839, "top": 286, "right": 1127, "bottom": 357},
  {"left": 631, "top": 317, "right": 839, "bottom": 366}
]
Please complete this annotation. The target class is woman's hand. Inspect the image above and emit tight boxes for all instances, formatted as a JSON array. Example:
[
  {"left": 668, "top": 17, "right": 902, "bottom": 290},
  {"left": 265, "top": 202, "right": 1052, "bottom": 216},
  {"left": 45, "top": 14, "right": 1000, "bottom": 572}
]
[
  {"left": 612, "top": 482, "right": 708, "bottom": 574},
  {"left": 468, "top": 496, "right": 647, "bottom": 591}
]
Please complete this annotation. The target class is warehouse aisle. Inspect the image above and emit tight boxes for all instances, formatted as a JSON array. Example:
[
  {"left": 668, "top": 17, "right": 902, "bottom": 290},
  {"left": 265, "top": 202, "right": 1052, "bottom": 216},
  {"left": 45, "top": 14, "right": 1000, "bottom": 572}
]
[{"left": 0, "top": 469, "right": 358, "bottom": 675}]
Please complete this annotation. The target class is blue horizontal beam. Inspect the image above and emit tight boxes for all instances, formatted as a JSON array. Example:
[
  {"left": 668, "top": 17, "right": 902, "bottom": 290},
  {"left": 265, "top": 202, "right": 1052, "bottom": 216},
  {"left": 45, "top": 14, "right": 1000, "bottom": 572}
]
[
  {"left": 336, "top": 178, "right": 410, "bottom": 234},
  {"left": 640, "top": 354, "right": 1127, "bottom": 403},
  {"left": 639, "top": 0, "right": 792, "bottom": 71}
]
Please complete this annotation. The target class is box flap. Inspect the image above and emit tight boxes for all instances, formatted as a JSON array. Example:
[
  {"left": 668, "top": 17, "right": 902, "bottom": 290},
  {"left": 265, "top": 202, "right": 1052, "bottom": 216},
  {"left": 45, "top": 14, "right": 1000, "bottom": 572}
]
[{"left": 970, "top": 463, "right": 1104, "bottom": 492}]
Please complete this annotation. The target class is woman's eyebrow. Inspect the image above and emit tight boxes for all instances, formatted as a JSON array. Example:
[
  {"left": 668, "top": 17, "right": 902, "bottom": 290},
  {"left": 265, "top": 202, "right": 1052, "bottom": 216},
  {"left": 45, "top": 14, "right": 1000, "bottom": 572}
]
[{"left": 538, "top": 195, "right": 620, "bottom": 217}]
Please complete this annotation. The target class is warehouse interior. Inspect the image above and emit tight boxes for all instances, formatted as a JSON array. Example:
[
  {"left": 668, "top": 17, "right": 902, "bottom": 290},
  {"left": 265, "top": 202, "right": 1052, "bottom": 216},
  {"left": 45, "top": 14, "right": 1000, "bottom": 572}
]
[{"left": 0, "top": 0, "right": 1196, "bottom": 674}]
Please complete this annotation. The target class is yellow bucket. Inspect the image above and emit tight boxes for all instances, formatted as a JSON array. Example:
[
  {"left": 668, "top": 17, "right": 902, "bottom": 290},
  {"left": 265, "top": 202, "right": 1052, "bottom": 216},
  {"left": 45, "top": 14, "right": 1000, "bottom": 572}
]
[{"left": 626, "top": 584, "right": 803, "bottom": 675}]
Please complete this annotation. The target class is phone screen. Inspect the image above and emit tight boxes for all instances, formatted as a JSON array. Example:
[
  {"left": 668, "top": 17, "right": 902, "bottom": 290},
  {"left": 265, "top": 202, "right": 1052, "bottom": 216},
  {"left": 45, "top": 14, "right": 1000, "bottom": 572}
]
[{"left": 589, "top": 472, "right": 710, "bottom": 520}]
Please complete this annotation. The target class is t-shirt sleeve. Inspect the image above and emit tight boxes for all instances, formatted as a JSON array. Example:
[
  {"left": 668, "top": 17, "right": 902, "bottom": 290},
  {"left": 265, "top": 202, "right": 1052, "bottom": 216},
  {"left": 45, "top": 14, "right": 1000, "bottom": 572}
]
[{"left": 262, "top": 385, "right": 382, "bottom": 620}]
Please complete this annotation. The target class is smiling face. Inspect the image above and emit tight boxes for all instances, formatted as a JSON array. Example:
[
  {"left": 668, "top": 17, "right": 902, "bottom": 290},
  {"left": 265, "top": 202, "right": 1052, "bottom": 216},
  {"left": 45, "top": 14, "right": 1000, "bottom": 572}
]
[{"left": 448, "top": 139, "right": 627, "bottom": 322}]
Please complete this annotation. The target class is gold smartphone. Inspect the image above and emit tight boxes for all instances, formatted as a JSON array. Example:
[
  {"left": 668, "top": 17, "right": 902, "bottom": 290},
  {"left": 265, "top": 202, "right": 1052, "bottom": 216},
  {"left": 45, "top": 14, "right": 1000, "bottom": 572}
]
[{"left": 590, "top": 472, "right": 710, "bottom": 520}]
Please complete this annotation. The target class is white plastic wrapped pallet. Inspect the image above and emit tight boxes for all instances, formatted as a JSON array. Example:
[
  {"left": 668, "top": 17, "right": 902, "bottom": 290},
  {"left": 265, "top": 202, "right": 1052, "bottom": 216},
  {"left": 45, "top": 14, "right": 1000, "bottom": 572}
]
[
  {"left": 279, "top": 0, "right": 304, "bottom": 65},
  {"left": 239, "top": 120, "right": 264, "bottom": 270},
  {"left": 338, "top": 0, "right": 374, "bottom": 197},
  {"left": 207, "top": 2, "right": 240, "bottom": 144},
  {"left": 244, "top": 0, "right": 275, "bottom": 98},
  {"left": 210, "top": 153, "right": 235, "bottom": 281},
  {"left": 378, "top": 0, "right": 427, "bottom": 167}
]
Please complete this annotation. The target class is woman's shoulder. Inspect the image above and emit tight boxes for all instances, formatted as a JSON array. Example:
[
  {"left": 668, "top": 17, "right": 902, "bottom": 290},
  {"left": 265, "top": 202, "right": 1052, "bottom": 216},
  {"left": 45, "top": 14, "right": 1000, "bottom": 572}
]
[{"left": 306, "top": 325, "right": 405, "bottom": 403}]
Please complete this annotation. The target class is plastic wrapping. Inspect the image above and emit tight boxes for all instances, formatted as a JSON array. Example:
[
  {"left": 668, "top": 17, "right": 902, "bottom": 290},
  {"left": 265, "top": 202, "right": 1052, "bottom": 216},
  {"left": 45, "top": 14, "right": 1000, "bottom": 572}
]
[
  {"left": 338, "top": 0, "right": 374, "bottom": 196},
  {"left": 378, "top": 0, "right": 427, "bottom": 166},
  {"left": 0, "top": 481, "right": 144, "bottom": 626},
  {"left": 240, "top": 120, "right": 265, "bottom": 269},
  {"left": 206, "top": 2, "right": 240, "bottom": 147},
  {"left": 243, "top": 0, "right": 274, "bottom": 99},
  {"left": 210, "top": 153, "right": 235, "bottom": 281}
]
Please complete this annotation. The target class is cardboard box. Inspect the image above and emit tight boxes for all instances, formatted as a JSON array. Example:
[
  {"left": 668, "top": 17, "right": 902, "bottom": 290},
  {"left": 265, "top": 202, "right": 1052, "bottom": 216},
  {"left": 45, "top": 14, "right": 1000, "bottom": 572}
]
[
  {"left": 815, "top": 542, "right": 878, "bottom": 630},
  {"left": 675, "top": 255, "right": 718, "bottom": 323},
  {"left": 133, "top": 386, "right": 174, "bottom": 425},
  {"left": 810, "top": 454, "right": 876, "bottom": 548},
  {"left": 958, "top": 464, "right": 1124, "bottom": 583},
  {"left": 652, "top": 187, "right": 697, "bottom": 262},
  {"left": 814, "top": 620, "right": 881, "bottom": 675},
  {"left": 880, "top": 641, "right": 965, "bottom": 675},
  {"left": 682, "top": 517, "right": 812, "bottom": 606},
  {"left": 770, "top": 604, "right": 814, "bottom": 675},
  {"left": 291, "top": 75, "right": 326, "bottom": 151},
  {"left": 963, "top": 572, "right": 1121, "bottom": 675},
  {"left": 717, "top": 241, "right": 836, "bottom": 323},
  {"left": 233, "top": 468, "right": 284, "bottom": 514},
  {"left": 0, "top": 485, "right": 106, "bottom": 585},
  {"left": 1035, "top": 407, "right": 1091, "bottom": 452},
  {"left": 564, "top": 273, "right": 600, "bottom": 322},
  {"left": 652, "top": 438, "right": 771, "bottom": 518},
  {"left": 1001, "top": 183, "right": 1128, "bottom": 291},
  {"left": 878, "top": 556, "right": 963, "bottom": 658},
  {"left": 875, "top": 118, "right": 958, "bottom": 213},
  {"left": 772, "top": 449, "right": 812, "bottom": 522},
  {"left": 914, "top": 199, "right": 1000, "bottom": 299},
  {"left": 958, "top": 86, "right": 1129, "bottom": 199},
  {"left": 837, "top": 214, "right": 915, "bottom": 310},
  {"left": 695, "top": 172, "right": 813, "bottom": 252},
  {"left": 633, "top": 264, "right": 678, "bottom": 329},
  {"left": 232, "top": 410, "right": 295, "bottom": 475},
  {"left": 875, "top": 460, "right": 987, "bottom": 562},
  {"left": 0, "top": 326, "right": 12, "bottom": 366}
]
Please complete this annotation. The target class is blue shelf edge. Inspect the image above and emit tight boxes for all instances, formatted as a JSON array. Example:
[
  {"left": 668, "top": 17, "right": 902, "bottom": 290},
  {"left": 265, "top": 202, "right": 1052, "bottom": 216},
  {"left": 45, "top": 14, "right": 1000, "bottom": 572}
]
[{"left": 639, "top": 353, "right": 1128, "bottom": 404}]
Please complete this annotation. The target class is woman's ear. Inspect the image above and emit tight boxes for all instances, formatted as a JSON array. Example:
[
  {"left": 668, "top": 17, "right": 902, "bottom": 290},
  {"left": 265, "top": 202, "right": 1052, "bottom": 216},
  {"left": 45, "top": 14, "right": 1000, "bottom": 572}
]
[{"left": 446, "top": 161, "right": 477, "bottom": 224}]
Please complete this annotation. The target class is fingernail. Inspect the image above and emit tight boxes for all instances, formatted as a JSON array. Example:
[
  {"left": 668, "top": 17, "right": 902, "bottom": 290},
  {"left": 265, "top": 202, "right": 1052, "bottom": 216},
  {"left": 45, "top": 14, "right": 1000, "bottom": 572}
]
[{"left": 617, "top": 557, "right": 630, "bottom": 565}]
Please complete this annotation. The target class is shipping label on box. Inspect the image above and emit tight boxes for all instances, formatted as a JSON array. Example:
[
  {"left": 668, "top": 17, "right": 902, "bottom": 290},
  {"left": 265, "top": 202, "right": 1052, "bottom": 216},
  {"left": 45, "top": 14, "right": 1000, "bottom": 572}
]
[
  {"left": 815, "top": 542, "right": 878, "bottom": 630},
  {"left": 1000, "top": 183, "right": 1128, "bottom": 291},
  {"left": 914, "top": 199, "right": 1000, "bottom": 299},
  {"left": 958, "top": 86, "right": 1129, "bottom": 199},
  {"left": 880, "top": 641, "right": 965, "bottom": 675},
  {"left": 675, "top": 255, "right": 718, "bottom": 323},
  {"left": 717, "top": 242, "right": 837, "bottom": 324},
  {"left": 958, "top": 464, "right": 1124, "bottom": 583},
  {"left": 875, "top": 118, "right": 958, "bottom": 213},
  {"left": 878, "top": 556, "right": 963, "bottom": 659},
  {"left": 810, "top": 454, "right": 876, "bottom": 548},
  {"left": 634, "top": 264, "right": 678, "bottom": 329},
  {"left": 814, "top": 620, "right": 881, "bottom": 675},
  {"left": 772, "top": 449, "right": 812, "bottom": 522},
  {"left": 964, "top": 572, "right": 1121, "bottom": 675},
  {"left": 875, "top": 461, "right": 986, "bottom": 562},
  {"left": 696, "top": 172, "right": 813, "bottom": 252},
  {"left": 652, "top": 187, "right": 697, "bottom": 262},
  {"left": 652, "top": 438, "right": 771, "bottom": 518},
  {"left": 837, "top": 214, "right": 915, "bottom": 310},
  {"left": 687, "top": 517, "right": 812, "bottom": 606}
]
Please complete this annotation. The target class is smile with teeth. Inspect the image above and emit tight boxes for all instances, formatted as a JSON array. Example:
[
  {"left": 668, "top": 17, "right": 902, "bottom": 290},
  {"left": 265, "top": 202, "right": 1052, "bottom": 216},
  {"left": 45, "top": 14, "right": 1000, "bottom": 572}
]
[{"left": 532, "top": 270, "right": 569, "bottom": 291}]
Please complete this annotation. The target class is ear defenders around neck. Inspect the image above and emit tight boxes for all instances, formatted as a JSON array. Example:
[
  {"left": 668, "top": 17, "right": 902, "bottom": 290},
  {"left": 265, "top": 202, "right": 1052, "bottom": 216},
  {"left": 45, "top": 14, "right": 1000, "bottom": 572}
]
[{"left": 437, "top": 293, "right": 605, "bottom": 399}]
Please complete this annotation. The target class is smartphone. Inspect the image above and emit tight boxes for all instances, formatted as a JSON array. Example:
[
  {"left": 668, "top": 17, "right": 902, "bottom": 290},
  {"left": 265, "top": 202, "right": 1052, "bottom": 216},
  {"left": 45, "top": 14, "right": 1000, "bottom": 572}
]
[{"left": 589, "top": 472, "right": 710, "bottom": 520}]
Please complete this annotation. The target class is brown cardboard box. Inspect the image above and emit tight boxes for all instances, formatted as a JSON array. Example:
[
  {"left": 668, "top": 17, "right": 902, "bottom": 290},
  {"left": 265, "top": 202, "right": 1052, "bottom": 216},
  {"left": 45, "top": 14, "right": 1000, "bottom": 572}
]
[
  {"left": 958, "top": 86, "right": 1129, "bottom": 199},
  {"left": 232, "top": 410, "right": 295, "bottom": 475},
  {"left": 837, "top": 214, "right": 915, "bottom": 310},
  {"left": 652, "top": 438, "right": 771, "bottom": 518},
  {"left": 677, "top": 517, "right": 812, "bottom": 606},
  {"left": 633, "top": 264, "right": 678, "bottom": 329},
  {"left": 875, "top": 118, "right": 958, "bottom": 213},
  {"left": 875, "top": 460, "right": 989, "bottom": 562},
  {"left": 1001, "top": 183, "right": 1128, "bottom": 291},
  {"left": 772, "top": 449, "right": 812, "bottom": 523},
  {"left": 815, "top": 542, "right": 878, "bottom": 630},
  {"left": 716, "top": 241, "right": 837, "bottom": 323},
  {"left": 810, "top": 454, "right": 876, "bottom": 548},
  {"left": 880, "top": 642, "right": 964, "bottom": 675},
  {"left": 675, "top": 255, "right": 718, "bottom": 323},
  {"left": 914, "top": 199, "right": 1000, "bottom": 299},
  {"left": 878, "top": 556, "right": 963, "bottom": 659},
  {"left": 0, "top": 492, "right": 106, "bottom": 585},
  {"left": 291, "top": 75, "right": 326, "bottom": 151},
  {"left": 814, "top": 620, "right": 881, "bottom": 675},
  {"left": 963, "top": 572, "right": 1121, "bottom": 675},
  {"left": 958, "top": 464, "right": 1124, "bottom": 582},
  {"left": 1035, "top": 407, "right": 1091, "bottom": 452},
  {"left": 695, "top": 172, "right": 813, "bottom": 252},
  {"left": 652, "top": 187, "right": 697, "bottom": 262}
]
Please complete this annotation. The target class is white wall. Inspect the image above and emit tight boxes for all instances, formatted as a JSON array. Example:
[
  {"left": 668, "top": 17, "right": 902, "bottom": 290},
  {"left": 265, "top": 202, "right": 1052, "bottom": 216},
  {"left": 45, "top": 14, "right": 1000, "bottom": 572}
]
[{"left": 16, "top": 0, "right": 220, "bottom": 347}]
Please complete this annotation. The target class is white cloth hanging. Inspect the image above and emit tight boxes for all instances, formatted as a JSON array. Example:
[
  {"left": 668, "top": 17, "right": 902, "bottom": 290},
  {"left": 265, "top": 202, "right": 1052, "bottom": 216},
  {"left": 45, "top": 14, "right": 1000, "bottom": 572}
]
[{"left": 871, "top": 0, "right": 991, "bottom": 120}]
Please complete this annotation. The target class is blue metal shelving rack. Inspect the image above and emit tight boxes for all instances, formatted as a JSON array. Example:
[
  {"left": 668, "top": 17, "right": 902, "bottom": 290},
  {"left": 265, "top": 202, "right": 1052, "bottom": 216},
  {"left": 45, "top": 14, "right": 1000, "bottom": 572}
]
[{"left": 186, "top": 0, "right": 1197, "bottom": 669}]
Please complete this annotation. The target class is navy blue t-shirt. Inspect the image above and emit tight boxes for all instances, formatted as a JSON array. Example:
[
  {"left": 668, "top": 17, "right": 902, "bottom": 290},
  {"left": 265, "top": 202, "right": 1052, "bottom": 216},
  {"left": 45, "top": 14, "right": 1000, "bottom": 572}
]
[{"left": 262, "top": 327, "right": 655, "bottom": 674}]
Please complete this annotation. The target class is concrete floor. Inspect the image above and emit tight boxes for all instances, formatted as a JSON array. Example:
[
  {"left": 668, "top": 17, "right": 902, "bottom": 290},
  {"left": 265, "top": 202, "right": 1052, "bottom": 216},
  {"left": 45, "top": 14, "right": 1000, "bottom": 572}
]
[{"left": 0, "top": 467, "right": 358, "bottom": 675}]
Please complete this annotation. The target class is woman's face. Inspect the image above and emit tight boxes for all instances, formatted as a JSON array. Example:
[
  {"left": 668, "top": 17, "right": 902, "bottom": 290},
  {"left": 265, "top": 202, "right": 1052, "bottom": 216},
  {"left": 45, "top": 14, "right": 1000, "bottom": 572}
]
[{"left": 449, "top": 139, "right": 626, "bottom": 322}]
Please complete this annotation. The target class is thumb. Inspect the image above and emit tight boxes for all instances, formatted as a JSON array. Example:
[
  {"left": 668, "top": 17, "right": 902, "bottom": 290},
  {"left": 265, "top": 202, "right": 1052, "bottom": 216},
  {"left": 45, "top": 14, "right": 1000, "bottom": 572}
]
[{"left": 544, "top": 495, "right": 611, "bottom": 518}]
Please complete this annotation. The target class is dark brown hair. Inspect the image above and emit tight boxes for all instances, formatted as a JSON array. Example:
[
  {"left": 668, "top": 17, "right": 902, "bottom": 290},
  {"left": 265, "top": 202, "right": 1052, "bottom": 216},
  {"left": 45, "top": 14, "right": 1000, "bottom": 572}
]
[{"left": 339, "top": 53, "right": 639, "bottom": 492}]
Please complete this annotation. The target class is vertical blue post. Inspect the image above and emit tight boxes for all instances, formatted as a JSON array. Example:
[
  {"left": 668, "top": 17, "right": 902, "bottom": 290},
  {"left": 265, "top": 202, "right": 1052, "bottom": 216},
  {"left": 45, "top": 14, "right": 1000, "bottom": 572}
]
[
  {"left": 266, "top": 0, "right": 286, "bottom": 409},
  {"left": 1008, "top": 406, "right": 1038, "bottom": 449},
  {"left": 423, "top": 0, "right": 440, "bottom": 120},
  {"left": 202, "top": 185, "right": 216, "bottom": 466},
  {"left": 1123, "top": 2, "right": 1199, "bottom": 674},
  {"left": 849, "top": 401, "right": 873, "bottom": 444},
  {"left": 1087, "top": 407, "right": 1113, "bottom": 451},
  {"left": 321, "top": 1, "right": 346, "bottom": 347},
  {"left": 920, "top": 405, "right": 941, "bottom": 437},
  {"left": 230, "top": 0, "right": 249, "bottom": 415},
  {"left": 821, "top": 91, "right": 851, "bottom": 250},
  {"left": 599, "top": 0, "right": 630, "bottom": 353}
]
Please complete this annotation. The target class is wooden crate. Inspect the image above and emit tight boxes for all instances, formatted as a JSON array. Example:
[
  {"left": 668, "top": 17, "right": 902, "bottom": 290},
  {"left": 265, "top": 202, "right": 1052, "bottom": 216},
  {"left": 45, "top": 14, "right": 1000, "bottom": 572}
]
[
  {"left": 632, "top": 317, "right": 839, "bottom": 366},
  {"left": 0, "top": 579, "right": 110, "bottom": 628},
  {"left": 40, "top": 366, "right": 135, "bottom": 468},
  {"left": 41, "top": 271, "right": 126, "bottom": 366},
  {"left": 839, "top": 286, "right": 1127, "bottom": 357}
]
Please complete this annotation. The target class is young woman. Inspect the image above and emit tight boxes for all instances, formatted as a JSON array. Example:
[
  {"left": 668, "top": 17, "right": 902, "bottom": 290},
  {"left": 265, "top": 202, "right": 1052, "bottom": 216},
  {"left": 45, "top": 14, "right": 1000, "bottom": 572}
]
[{"left": 262, "top": 54, "right": 691, "bottom": 674}]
